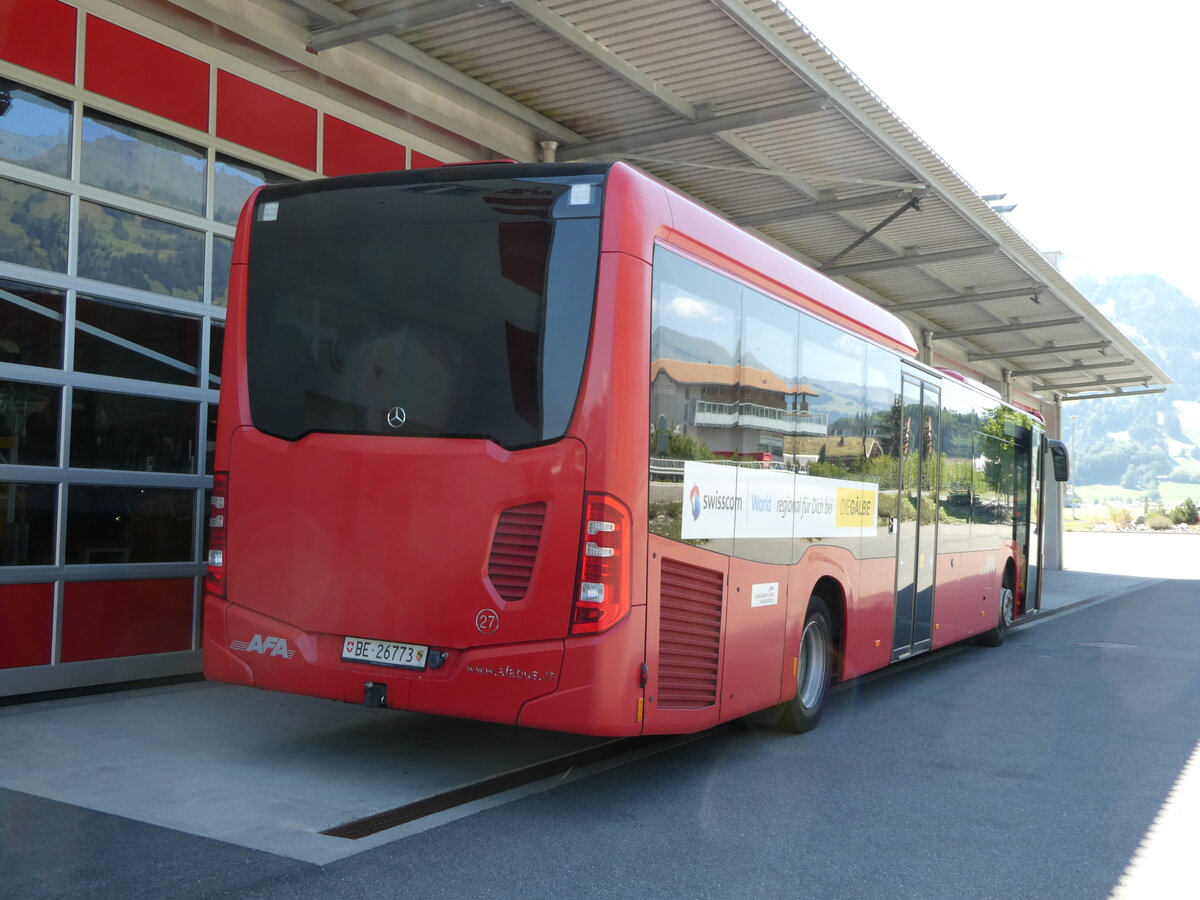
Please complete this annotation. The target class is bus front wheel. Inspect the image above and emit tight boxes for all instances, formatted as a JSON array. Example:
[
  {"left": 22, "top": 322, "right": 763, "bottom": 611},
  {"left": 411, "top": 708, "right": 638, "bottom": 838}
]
[
  {"left": 976, "top": 570, "right": 1015, "bottom": 647},
  {"left": 779, "top": 595, "right": 833, "bottom": 734}
]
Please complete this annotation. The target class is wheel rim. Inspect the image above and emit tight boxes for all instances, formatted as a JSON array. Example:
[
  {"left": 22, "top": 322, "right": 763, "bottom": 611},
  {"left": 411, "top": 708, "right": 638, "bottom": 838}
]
[
  {"left": 798, "top": 616, "right": 829, "bottom": 709},
  {"left": 1000, "top": 586, "right": 1014, "bottom": 628}
]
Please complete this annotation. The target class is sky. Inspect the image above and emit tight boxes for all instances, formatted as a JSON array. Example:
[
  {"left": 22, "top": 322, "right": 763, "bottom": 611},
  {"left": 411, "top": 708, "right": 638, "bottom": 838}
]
[{"left": 782, "top": 1, "right": 1200, "bottom": 302}]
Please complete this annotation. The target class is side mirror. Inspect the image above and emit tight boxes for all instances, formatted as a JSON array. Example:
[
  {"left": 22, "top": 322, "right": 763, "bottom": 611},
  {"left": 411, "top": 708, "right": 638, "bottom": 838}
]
[{"left": 1047, "top": 439, "right": 1069, "bottom": 483}]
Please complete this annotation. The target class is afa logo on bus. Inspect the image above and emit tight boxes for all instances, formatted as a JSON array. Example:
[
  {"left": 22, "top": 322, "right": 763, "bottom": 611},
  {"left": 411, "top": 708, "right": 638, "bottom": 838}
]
[{"left": 689, "top": 484, "right": 702, "bottom": 520}]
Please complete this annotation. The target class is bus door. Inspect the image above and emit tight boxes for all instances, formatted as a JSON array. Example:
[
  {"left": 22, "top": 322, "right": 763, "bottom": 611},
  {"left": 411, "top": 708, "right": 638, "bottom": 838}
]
[{"left": 892, "top": 374, "right": 941, "bottom": 662}]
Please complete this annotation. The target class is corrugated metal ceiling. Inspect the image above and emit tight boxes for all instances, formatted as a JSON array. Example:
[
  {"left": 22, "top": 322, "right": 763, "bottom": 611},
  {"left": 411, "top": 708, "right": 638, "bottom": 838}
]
[{"left": 271, "top": 0, "right": 1169, "bottom": 406}]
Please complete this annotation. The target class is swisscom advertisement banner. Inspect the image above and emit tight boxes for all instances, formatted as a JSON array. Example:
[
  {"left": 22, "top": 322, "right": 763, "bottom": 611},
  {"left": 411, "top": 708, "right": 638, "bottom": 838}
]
[{"left": 680, "top": 461, "right": 879, "bottom": 541}]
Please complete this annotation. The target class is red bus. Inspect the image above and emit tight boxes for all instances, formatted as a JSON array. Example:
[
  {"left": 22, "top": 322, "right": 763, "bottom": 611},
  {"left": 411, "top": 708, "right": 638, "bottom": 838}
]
[{"left": 203, "top": 161, "right": 1067, "bottom": 736}]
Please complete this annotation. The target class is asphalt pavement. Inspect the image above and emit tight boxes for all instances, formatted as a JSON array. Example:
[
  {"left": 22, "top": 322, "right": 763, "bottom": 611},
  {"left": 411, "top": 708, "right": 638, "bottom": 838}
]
[{"left": 2, "top": 532, "right": 1197, "bottom": 898}]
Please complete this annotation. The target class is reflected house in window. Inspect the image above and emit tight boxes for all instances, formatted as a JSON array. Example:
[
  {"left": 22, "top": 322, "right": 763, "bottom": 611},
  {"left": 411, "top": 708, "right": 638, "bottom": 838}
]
[{"left": 651, "top": 357, "right": 827, "bottom": 458}]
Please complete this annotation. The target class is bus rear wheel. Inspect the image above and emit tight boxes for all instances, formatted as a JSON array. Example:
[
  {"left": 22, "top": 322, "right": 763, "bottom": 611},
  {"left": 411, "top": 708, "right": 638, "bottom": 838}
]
[
  {"left": 976, "top": 571, "right": 1015, "bottom": 647},
  {"left": 779, "top": 595, "right": 833, "bottom": 734}
]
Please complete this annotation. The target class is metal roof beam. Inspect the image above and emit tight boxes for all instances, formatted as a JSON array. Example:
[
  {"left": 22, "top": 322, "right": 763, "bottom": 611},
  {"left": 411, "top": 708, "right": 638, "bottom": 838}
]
[
  {"left": 887, "top": 286, "right": 1044, "bottom": 313},
  {"left": 732, "top": 189, "right": 922, "bottom": 227},
  {"left": 306, "top": 0, "right": 500, "bottom": 51},
  {"left": 1058, "top": 388, "right": 1167, "bottom": 401},
  {"left": 557, "top": 96, "right": 830, "bottom": 161},
  {"left": 929, "top": 316, "right": 1083, "bottom": 340},
  {"left": 618, "top": 157, "right": 923, "bottom": 191},
  {"left": 281, "top": 0, "right": 581, "bottom": 145},
  {"left": 822, "top": 245, "right": 997, "bottom": 276},
  {"left": 1037, "top": 376, "right": 1153, "bottom": 391},
  {"left": 822, "top": 197, "right": 922, "bottom": 269},
  {"left": 1012, "top": 359, "right": 1132, "bottom": 377},
  {"left": 969, "top": 340, "right": 1112, "bottom": 362}
]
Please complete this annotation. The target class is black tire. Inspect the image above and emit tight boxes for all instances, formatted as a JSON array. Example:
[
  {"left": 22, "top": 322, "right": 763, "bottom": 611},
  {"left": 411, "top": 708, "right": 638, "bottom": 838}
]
[
  {"left": 778, "top": 595, "right": 833, "bottom": 734},
  {"left": 976, "top": 570, "right": 1015, "bottom": 647}
]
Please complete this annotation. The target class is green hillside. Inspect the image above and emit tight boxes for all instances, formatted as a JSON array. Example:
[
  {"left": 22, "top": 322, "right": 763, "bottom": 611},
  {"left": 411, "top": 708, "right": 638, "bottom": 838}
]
[{"left": 1068, "top": 274, "right": 1200, "bottom": 498}]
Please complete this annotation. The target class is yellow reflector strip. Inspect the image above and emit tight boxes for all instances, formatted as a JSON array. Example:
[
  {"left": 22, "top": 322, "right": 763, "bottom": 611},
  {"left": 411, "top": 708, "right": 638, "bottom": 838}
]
[
  {"left": 637, "top": 697, "right": 644, "bottom": 722},
  {"left": 793, "top": 657, "right": 799, "bottom": 678}
]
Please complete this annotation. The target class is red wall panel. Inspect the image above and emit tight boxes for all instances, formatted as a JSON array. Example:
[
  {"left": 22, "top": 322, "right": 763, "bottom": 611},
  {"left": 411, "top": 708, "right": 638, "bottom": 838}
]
[
  {"left": 323, "top": 115, "right": 407, "bottom": 176},
  {"left": 61, "top": 578, "right": 193, "bottom": 662},
  {"left": 84, "top": 17, "right": 209, "bottom": 132},
  {"left": 216, "top": 71, "right": 316, "bottom": 171},
  {"left": 411, "top": 150, "right": 443, "bottom": 169},
  {"left": 0, "top": 0, "right": 77, "bottom": 84},
  {"left": 0, "top": 583, "right": 54, "bottom": 669}
]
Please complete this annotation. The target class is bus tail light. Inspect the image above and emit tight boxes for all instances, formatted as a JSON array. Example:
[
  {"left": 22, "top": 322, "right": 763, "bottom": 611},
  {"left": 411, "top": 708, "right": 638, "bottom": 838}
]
[
  {"left": 206, "top": 471, "right": 228, "bottom": 599},
  {"left": 571, "top": 493, "right": 631, "bottom": 635}
]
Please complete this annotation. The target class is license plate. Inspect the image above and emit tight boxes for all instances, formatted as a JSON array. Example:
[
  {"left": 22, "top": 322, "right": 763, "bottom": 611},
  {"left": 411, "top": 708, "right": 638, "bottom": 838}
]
[{"left": 341, "top": 636, "right": 428, "bottom": 670}]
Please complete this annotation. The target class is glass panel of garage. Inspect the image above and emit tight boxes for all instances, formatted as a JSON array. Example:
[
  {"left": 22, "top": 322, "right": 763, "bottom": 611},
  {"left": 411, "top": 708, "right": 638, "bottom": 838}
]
[
  {"left": 0, "top": 380, "right": 60, "bottom": 466},
  {"left": 0, "top": 482, "right": 56, "bottom": 566},
  {"left": 77, "top": 201, "right": 204, "bottom": 300},
  {"left": 208, "top": 321, "right": 224, "bottom": 388},
  {"left": 65, "top": 484, "right": 194, "bottom": 564},
  {"left": 0, "top": 278, "right": 65, "bottom": 369},
  {"left": 69, "top": 389, "right": 198, "bottom": 473},
  {"left": 73, "top": 295, "right": 200, "bottom": 386},
  {"left": 81, "top": 109, "right": 206, "bottom": 214},
  {"left": 0, "top": 78, "right": 72, "bottom": 177},
  {"left": 212, "top": 235, "right": 233, "bottom": 307},
  {"left": 0, "top": 176, "right": 68, "bottom": 271}
]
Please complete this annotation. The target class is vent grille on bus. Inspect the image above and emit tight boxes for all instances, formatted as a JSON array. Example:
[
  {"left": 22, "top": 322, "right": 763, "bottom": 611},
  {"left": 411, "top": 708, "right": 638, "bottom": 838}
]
[
  {"left": 657, "top": 558, "right": 724, "bottom": 709},
  {"left": 487, "top": 503, "right": 546, "bottom": 601}
]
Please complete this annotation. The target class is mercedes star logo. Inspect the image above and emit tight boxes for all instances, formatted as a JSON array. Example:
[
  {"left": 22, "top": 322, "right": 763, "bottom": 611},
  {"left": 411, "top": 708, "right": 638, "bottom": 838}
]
[{"left": 386, "top": 406, "right": 407, "bottom": 429}]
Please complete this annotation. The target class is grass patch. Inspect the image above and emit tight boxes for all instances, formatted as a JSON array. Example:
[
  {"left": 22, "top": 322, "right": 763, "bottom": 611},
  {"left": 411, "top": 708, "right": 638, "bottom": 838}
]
[
  {"left": 1075, "top": 481, "right": 1200, "bottom": 508},
  {"left": 1074, "top": 483, "right": 1140, "bottom": 505}
]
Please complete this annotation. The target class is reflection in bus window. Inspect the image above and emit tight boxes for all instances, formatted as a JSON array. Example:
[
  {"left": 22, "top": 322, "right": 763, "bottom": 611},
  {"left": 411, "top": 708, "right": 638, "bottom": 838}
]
[
  {"left": 649, "top": 249, "right": 739, "bottom": 551},
  {"left": 245, "top": 177, "right": 600, "bottom": 447},
  {"left": 938, "top": 381, "right": 976, "bottom": 554},
  {"left": 799, "top": 317, "right": 865, "bottom": 482}
]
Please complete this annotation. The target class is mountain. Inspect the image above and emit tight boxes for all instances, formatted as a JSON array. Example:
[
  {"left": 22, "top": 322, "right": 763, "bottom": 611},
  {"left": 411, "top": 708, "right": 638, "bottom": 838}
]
[{"left": 1067, "top": 274, "right": 1200, "bottom": 492}]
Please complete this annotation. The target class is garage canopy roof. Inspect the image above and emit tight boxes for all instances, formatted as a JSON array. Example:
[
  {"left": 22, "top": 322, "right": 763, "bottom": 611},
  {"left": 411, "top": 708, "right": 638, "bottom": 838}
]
[{"left": 157, "top": 0, "right": 1170, "bottom": 407}]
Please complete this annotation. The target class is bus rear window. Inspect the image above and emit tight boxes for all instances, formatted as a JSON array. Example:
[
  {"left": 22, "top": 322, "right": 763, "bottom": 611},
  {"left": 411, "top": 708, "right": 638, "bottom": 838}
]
[{"left": 244, "top": 174, "right": 602, "bottom": 447}]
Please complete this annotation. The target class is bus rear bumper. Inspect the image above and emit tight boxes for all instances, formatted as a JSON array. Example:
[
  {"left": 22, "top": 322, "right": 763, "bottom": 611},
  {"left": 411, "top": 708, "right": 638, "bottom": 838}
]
[{"left": 204, "top": 595, "right": 574, "bottom": 728}]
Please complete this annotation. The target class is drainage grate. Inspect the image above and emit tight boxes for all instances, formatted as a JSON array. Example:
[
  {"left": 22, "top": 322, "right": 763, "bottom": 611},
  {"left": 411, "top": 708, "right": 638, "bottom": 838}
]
[{"left": 320, "top": 736, "right": 663, "bottom": 839}]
